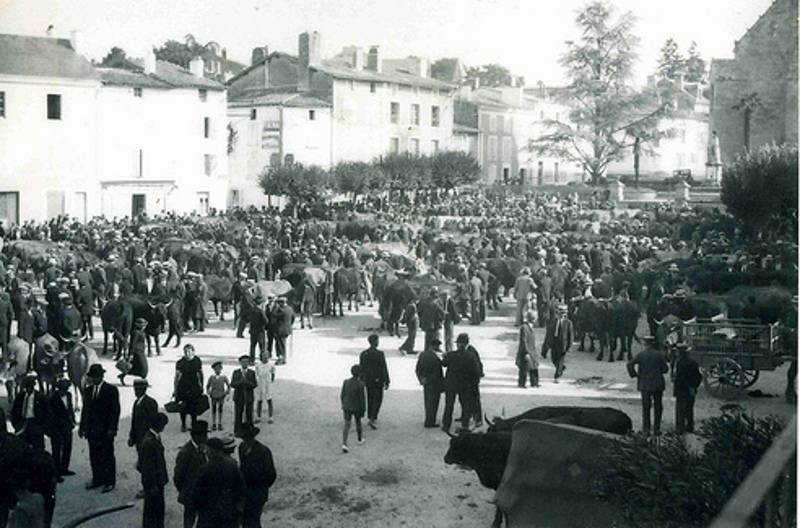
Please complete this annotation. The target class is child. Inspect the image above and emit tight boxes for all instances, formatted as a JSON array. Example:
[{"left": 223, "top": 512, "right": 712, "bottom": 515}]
[
  {"left": 340, "top": 364, "right": 366, "bottom": 453},
  {"left": 206, "top": 360, "right": 230, "bottom": 431},
  {"left": 255, "top": 352, "right": 276, "bottom": 424}
]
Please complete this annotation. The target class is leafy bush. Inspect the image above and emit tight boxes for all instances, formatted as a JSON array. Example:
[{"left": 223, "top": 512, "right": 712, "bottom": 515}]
[{"left": 594, "top": 411, "right": 787, "bottom": 527}]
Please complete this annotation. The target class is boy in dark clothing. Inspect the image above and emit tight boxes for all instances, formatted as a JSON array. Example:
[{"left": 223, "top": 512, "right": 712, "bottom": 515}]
[
  {"left": 340, "top": 365, "right": 366, "bottom": 453},
  {"left": 673, "top": 343, "right": 702, "bottom": 434}
]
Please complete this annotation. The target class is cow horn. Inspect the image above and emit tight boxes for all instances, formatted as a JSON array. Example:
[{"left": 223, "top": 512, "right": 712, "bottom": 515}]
[
  {"left": 165, "top": 299, "right": 173, "bottom": 308},
  {"left": 684, "top": 317, "right": 697, "bottom": 325},
  {"left": 484, "top": 413, "right": 495, "bottom": 427},
  {"left": 444, "top": 429, "right": 457, "bottom": 438},
  {"left": 147, "top": 301, "right": 156, "bottom": 309},
  {"left": 653, "top": 318, "right": 663, "bottom": 326}
]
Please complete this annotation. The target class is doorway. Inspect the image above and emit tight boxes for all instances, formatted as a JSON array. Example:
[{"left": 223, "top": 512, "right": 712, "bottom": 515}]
[{"left": 131, "top": 194, "right": 146, "bottom": 217}]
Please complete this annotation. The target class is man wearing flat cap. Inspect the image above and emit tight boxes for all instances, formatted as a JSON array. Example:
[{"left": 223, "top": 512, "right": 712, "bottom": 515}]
[
  {"left": 193, "top": 434, "right": 245, "bottom": 528},
  {"left": 231, "top": 355, "right": 257, "bottom": 437},
  {"left": 174, "top": 420, "right": 209, "bottom": 528},
  {"left": 80, "top": 363, "right": 120, "bottom": 493},
  {"left": 238, "top": 424, "right": 277, "bottom": 528},
  {"left": 627, "top": 336, "right": 669, "bottom": 435}
]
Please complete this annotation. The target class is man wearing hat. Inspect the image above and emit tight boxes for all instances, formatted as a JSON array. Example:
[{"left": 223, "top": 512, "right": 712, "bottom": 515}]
[
  {"left": 132, "top": 256, "right": 148, "bottom": 296},
  {"left": 232, "top": 272, "right": 249, "bottom": 336},
  {"left": 129, "top": 378, "right": 159, "bottom": 491},
  {"left": 270, "top": 296, "right": 294, "bottom": 365},
  {"left": 627, "top": 336, "right": 669, "bottom": 435},
  {"left": 513, "top": 267, "right": 537, "bottom": 327},
  {"left": 75, "top": 276, "right": 95, "bottom": 342},
  {"left": 45, "top": 377, "right": 76, "bottom": 476},
  {"left": 441, "top": 334, "right": 481, "bottom": 433},
  {"left": 541, "top": 304, "right": 573, "bottom": 382},
  {"left": 140, "top": 412, "right": 169, "bottom": 528},
  {"left": 174, "top": 420, "right": 209, "bottom": 528},
  {"left": 468, "top": 270, "right": 484, "bottom": 325},
  {"left": 0, "top": 290, "right": 13, "bottom": 358},
  {"left": 10, "top": 373, "right": 46, "bottom": 449},
  {"left": 57, "top": 292, "right": 82, "bottom": 351},
  {"left": 673, "top": 343, "right": 702, "bottom": 434},
  {"left": 417, "top": 287, "right": 445, "bottom": 350},
  {"left": 517, "top": 310, "right": 540, "bottom": 388},
  {"left": 359, "top": 334, "right": 390, "bottom": 430},
  {"left": 231, "top": 355, "right": 258, "bottom": 437},
  {"left": 80, "top": 363, "right": 121, "bottom": 493},
  {"left": 193, "top": 434, "right": 245, "bottom": 528},
  {"left": 238, "top": 424, "right": 277, "bottom": 528},
  {"left": 415, "top": 337, "right": 443, "bottom": 428}
]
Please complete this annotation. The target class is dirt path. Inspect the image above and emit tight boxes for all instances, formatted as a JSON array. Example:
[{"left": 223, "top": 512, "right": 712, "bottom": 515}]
[{"left": 9, "top": 301, "right": 793, "bottom": 527}]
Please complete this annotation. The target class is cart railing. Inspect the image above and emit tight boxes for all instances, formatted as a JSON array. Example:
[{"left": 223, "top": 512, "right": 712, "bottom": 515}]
[
  {"left": 708, "top": 415, "right": 796, "bottom": 528},
  {"left": 685, "top": 321, "right": 782, "bottom": 357}
]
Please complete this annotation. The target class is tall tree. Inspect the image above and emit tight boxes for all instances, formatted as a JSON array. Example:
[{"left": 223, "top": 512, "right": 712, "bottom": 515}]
[
  {"left": 465, "top": 63, "right": 515, "bottom": 87},
  {"left": 154, "top": 39, "right": 205, "bottom": 69},
  {"left": 98, "top": 46, "right": 139, "bottom": 70},
  {"left": 732, "top": 92, "right": 762, "bottom": 151},
  {"left": 430, "top": 151, "right": 481, "bottom": 189},
  {"left": 333, "top": 161, "right": 385, "bottom": 205},
  {"left": 657, "top": 38, "right": 685, "bottom": 80},
  {"left": 684, "top": 41, "right": 706, "bottom": 82},
  {"left": 258, "top": 163, "right": 330, "bottom": 217},
  {"left": 530, "top": 1, "right": 671, "bottom": 184}
]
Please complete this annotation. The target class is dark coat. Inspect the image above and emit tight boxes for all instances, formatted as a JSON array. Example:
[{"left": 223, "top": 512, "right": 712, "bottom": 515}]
[
  {"left": 129, "top": 394, "right": 158, "bottom": 447},
  {"left": 627, "top": 348, "right": 669, "bottom": 392},
  {"left": 80, "top": 381, "right": 120, "bottom": 438},
  {"left": 10, "top": 390, "right": 46, "bottom": 432},
  {"left": 44, "top": 389, "right": 75, "bottom": 437},
  {"left": 248, "top": 307, "right": 269, "bottom": 334},
  {"left": 174, "top": 440, "right": 207, "bottom": 505},
  {"left": 128, "top": 328, "right": 148, "bottom": 378},
  {"left": 193, "top": 455, "right": 245, "bottom": 526},
  {"left": 76, "top": 285, "right": 94, "bottom": 316},
  {"left": 239, "top": 440, "right": 277, "bottom": 501},
  {"left": 542, "top": 316, "right": 573, "bottom": 359},
  {"left": 231, "top": 368, "right": 257, "bottom": 403},
  {"left": 269, "top": 305, "right": 294, "bottom": 336},
  {"left": 418, "top": 297, "right": 445, "bottom": 331},
  {"left": 442, "top": 348, "right": 480, "bottom": 392},
  {"left": 139, "top": 430, "right": 168, "bottom": 491},
  {"left": 340, "top": 377, "right": 366, "bottom": 415},
  {"left": 516, "top": 321, "right": 539, "bottom": 371},
  {"left": 17, "top": 308, "right": 34, "bottom": 343},
  {"left": 359, "top": 347, "right": 390, "bottom": 387},
  {"left": 415, "top": 349, "right": 443, "bottom": 388},
  {"left": 673, "top": 355, "right": 702, "bottom": 399}
]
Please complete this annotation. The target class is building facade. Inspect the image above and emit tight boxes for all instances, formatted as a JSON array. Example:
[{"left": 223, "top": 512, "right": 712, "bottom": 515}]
[
  {"left": 709, "top": 0, "right": 798, "bottom": 165},
  {"left": 0, "top": 34, "right": 228, "bottom": 224}
]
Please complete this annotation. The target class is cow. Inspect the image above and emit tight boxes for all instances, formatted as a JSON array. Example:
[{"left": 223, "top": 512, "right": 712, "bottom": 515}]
[
  {"left": 483, "top": 258, "right": 523, "bottom": 304},
  {"left": 609, "top": 298, "right": 641, "bottom": 361},
  {"left": 101, "top": 298, "right": 133, "bottom": 358},
  {"left": 571, "top": 297, "right": 614, "bottom": 361},
  {"left": 3, "top": 337, "right": 32, "bottom": 398},
  {"left": 65, "top": 341, "right": 98, "bottom": 411},
  {"left": 291, "top": 277, "right": 317, "bottom": 329},
  {"left": 125, "top": 294, "right": 170, "bottom": 357},
  {"left": 379, "top": 275, "right": 456, "bottom": 336},
  {"left": 206, "top": 274, "right": 233, "bottom": 321},
  {"left": 445, "top": 406, "right": 632, "bottom": 527},
  {"left": 333, "top": 267, "right": 361, "bottom": 316}
]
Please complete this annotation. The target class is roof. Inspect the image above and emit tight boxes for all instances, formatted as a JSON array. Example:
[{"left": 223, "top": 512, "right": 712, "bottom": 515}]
[
  {"left": 226, "top": 51, "right": 297, "bottom": 85},
  {"left": 0, "top": 33, "right": 99, "bottom": 80},
  {"left": 316, "top": 62, "right": 455, "bottom": 91},
  {"left": 229, "top": 90, "right": 331, "bottom": 108},
  {"left": 98, "top": 60, "right": 225, "bottom": 91},
  {"left": 430, "top": 58, "right": 465, "bottom": 84}
]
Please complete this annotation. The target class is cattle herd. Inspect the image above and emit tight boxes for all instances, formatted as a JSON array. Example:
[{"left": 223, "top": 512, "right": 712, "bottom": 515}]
[{"left": 0, "top": 187, "right": 796, "bottom": 526}]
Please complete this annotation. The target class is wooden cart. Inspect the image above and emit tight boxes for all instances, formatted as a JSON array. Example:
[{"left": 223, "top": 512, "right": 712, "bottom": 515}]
[{"left": 684, "top": 319, "right": 788, "bottom": 400}]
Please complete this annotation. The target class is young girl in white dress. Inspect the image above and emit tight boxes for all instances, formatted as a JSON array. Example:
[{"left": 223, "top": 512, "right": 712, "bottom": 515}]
[{"left": 255, "top": 352, "right": 276, "bottom": 423}]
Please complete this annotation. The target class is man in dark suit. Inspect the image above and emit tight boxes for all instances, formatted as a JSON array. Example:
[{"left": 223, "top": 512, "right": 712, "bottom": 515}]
[
  {"left": 140, "top": 413, "right": 169, "bottom": 528},
  {"left": 79, "top": 363, "right": 120, "bottom": 493},
  {"left": 673, "top": 343, "right": 702, "bottom": 434},
  {"left": 236, "top": 279, "right": 256, "bottom": 338},
  {"left": 417, "top": 288, "right": 445, "bottom": 350},
  {"left": 441, "top": 333, "right": 481, "bottom": 433},
  {"left": 45, "top": 378, "right": 76, "bottom": 476},
  {"left": 10, "top": 373, "right": 46, "bottom": 449},
  {"left": 193, "top": 435, "right": 245, "bottom": 528},
  {"left": 0, "top": 292, "right": 14, "bottom": 357},
  {"left": 231, "top": 355, "right": 257, "bottom": 437},
  {"left": 442, "top": 292, "right": 460, "bottom": 353},
  {"left": 174, "top": 420, "right": 208, "bottom": 528},
  {"left": 129, "top": 378, "right": 159, "bottom": 497},
  {"left": 270, "top": 297, "right": 294, "bottom": 365},
  {"left": 541, "top": 304, "right": 574, "bottom": 382},
  {"left": 359, "top": 334, "right": 390, "bottom": 430},
  {"left": 248, "top": 302, "right": 268, "bottom": 362},
  {"left": 415, "top": 338, "right": 443, "bottom": 428},
  {"left": 132, "top": 256, "right": 149, "bottom": 296},
  {"left": 627, "top": 336, "right": 669, "bottom": 435},
  {"left": 76, "top": 281, "right": 95, "bottom": 341},
  {"left": 238, "top": 424, "right": 277, "bottom": 528}
]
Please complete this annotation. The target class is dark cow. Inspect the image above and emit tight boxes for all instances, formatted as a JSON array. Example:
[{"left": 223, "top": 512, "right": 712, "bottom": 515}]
[
  {"left": 445, "top": 406, "right": 632, "bottom": 527},
  {"left": 125, "top": 294, "right": 170, "bottom": 357},
  {"left": 653, "top": 293, "right": 727, "bottom": 322},
  {"left": 483, "top": 258, "right": 523, "bottom": 301},
  {"left": 379, "top": 275, "right": 456, "bottom": 336},
  {"left": 610, "top": 298, "right": 641, "bottom": 361},
  {"left": 206, "top": 274, "right": 233, "bottom": 321},
  {"left": 571, "top": 297, "right": 614, "bottom": 360},
  {"left": 333, "top": 267, "right": 361, "bottom": 316},
  {"left": 100, "top": 298, "right": 134, "bottom": 358}
]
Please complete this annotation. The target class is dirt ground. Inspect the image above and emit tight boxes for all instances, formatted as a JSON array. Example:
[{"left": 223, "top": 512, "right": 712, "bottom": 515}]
[{"left": 4, "top": 301, "right": 796, "bottom": 528}]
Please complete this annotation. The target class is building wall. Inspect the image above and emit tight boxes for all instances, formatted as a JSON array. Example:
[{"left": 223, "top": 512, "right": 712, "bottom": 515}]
[
  {"left": 709, "top": 0, "right": 798, "bottom": 164},
  {"left": 97, "top": 85, "right": 229, "bottom": 218},
  {"left": 331, "top": 78, "right": 455, "bottom": 163},
  {"left": 0, "top": 74, "right": 100, "bottom": 223},
  {"left": 478, "top": 108, "right": 516, "bottom": 184}
]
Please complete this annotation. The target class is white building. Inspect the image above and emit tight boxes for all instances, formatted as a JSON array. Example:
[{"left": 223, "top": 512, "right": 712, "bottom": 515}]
[{"left": 0, "top": 33, "right": 229, "bottom": 224}]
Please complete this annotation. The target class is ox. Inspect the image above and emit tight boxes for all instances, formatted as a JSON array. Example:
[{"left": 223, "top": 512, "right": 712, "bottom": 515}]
[
  {"left": 444, "top": 406, "right": 632, "bottom": 527},
  {"left": 333, "top": 267, "right": 361, "bottom": 316},
  {"left": 206, "top": 274, "right": 233, "bottom": 321},
  {"left": 101, "top": 298, "right": 133, "bottom": 358}
]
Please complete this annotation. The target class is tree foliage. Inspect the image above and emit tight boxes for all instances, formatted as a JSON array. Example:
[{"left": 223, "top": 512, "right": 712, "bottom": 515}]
[
  {"left": 430, "top": 151, "right": 481, "bottom": 189},
  {"left": 378, "top": 153, "right": 431, "bottom": 191},
  {"left": 333, "top": 161, "right": 385, "bottom": 202},
  {"left": 465, "top": 63, "right": 518, "bottom": 87},
  {"left": 684, "top": 41, "right": 706, "bottom": 82},
  {"left": 657, "top": 38, "right": 685, "bottom": 80},
  {"left": 530, "top": 1, "right": 671, "bottom": 184},
  {"left": 258, "top": 163, "right": 329, "bottom": 216},
  {"left": 154, "top": 39, "right": 205, "bottom": 69},
  {"left": 721, "top": 143, "right": 798, "bottom": 239},
  {"left": 98, "top": 47, "right": 139, "bottom": 70}
]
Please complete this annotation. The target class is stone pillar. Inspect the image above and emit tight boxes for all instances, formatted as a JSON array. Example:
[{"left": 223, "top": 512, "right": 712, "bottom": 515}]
[
  {"left": 615, "top": 180, "right": 625, "bottom": 202},
  {"left": 675, "top": 180, "right": 690, "bottom": 204}
]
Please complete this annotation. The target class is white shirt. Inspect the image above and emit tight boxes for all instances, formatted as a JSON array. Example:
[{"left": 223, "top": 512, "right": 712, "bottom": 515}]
[{"left": 23, "top": 392, "right": 36, "bottom": 419}]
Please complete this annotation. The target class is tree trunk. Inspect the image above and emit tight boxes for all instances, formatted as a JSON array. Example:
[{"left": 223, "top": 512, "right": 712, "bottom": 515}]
[{"left": 744, "top": 110, "right": 751, "bottom": 151}]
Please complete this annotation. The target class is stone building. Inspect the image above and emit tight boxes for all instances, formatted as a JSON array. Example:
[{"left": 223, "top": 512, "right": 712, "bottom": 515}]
[{"left": 709, "top": 0, "right": 798, "bottom": 164}]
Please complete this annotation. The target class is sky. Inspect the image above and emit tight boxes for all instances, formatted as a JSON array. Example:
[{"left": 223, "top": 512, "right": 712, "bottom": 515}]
[{"left": 0, "top": 0, "right": 775, "bottom": 85}]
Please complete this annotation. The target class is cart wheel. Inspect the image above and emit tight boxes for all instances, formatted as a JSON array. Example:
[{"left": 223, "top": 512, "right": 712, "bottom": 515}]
[
  {"left": 741, "top": 369, "right": 760, "bottom": 388},
  {"left": 703, "top": 358, "right": 746, "bottom": 400}
]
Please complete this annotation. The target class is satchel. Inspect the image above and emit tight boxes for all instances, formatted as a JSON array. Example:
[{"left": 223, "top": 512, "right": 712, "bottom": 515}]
[
  {"left": 195, "top": 395, "right": 210, "bottom": 415},
  {"left": 164, "top": 400, "right": 185, "bottom": 414},
  {"left": 115, "top": 358, "right": 132, "bottom": 375}
]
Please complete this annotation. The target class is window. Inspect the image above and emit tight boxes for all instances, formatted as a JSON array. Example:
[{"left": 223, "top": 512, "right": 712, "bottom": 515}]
[
  {"left": 198, "top": 89, "right": 208, "bottom": 102},
  {"left": 411, "top": 104, "right": 420, "bottom": 125},
  {"left": 250, "top": 109, "right": 257, "bottom": 120},
  {"left": 554, "top": 162, "right": 560, "bottom": 182},
  {"left": 284, "top": 154, "right": 294, "bottom": 165},
  {"left": 389, "top": 137, "right": 400, "bottom": 154},
  {"left": 502, "top": 167, "right": 510, "bottom": 184},
  {"left": 488, "top": 136, "right": 498, "bottom": 161},
  {"left": 133, "top": 87, "right": 142, "bottom": 98},
  {"left": 197, "top": 192, "right": 209, "bottom": 215},
  {"left": 410, "top": 138, "right": 420, "bottom": 155},
  {"left": 349, "top": 80, "right": 355, "bottom": 90},
  {"left": 431, "top": 140, "right": 439, "bottom": 154},
  {"left": 502, "top": 137, "right": 512, "bottom": 161},
  {"left": 489, "top": 115, "right": 496, "bottom": 132},
  {"left": 204, "top": 154, "right": 215, "bottom": 176},
  {"left": 497, "top": 115, "right": 504, "bottom": 134},
  {"left": 431, "top": 105, "right": 440, "bottom": 127},
  {"left": 0, "top": 91, "right": 4, "bottom": 117},
  {"left": 308, "top": 110, "right": 316, "bottom": 121},
  {"left": 47, "top": 94, "right": 61, "bottom": 120},
  {"left": 370, "top": 82, "right": 377, "bottom": 93},
  {"left": 390, "top": 102, "right": 399, "bottom": 124},
  {"left": 204, "top": 117, "right": 210, "bottom": 139},
  {"left": 229, "top": 189, "right": 240, "bottom": 208}
]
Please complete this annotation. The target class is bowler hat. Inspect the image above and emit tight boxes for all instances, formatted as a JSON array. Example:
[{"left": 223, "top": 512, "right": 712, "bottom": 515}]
[
  {"left": 428, "top": 337, "right": 442, "bottom": 347},
  {"left": 132, "top": 377, "right": 149, "bottom": 387},
  {"left": 55, "top": 377, "right": 71, "bottom": 389},
  {"left": 87, "top": 364, "right": 105, "bottom": 378},
  {"left": 206, "top": 434, "right": 236, "bottom": 453},
  {"left": 190, "top": 420, "right": 209, "bottom": 435},
  {"left": 149, "top": 412, "right": 169, "bottom": 429},
  {"left": 239, "top": 423, "right": 260, "bottom": 438}
]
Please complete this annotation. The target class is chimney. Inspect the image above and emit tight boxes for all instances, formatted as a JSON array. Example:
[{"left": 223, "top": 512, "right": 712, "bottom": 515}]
[
  {"left": 189, "top": 56, "right": 204, "bottom": 78},
  {"left": 251, "top": 46, "right": 269, "bottom": 65},
  {"left": 352, "top": 47, "right": 364, "bottom": 70},
  {"left": 222, "top": 48, "right": 227, "bottom": 60},
  {"left": 144, "top": 49, "right": 157, "bottom": 75},
  {"left": 69, "top": 30, "right": 79, "bottom": 54},
  {"left": 417, "top": 57, "right": 429, "bottom": 78},
  {"left": 298, "top": 31, "right": 321, "bottom": 92},
  {"left": 366, "top": 46, "right": 381, "bottom": 73},
  {"left": 537, "top": 80, "right": 547, "bottom": 99}
]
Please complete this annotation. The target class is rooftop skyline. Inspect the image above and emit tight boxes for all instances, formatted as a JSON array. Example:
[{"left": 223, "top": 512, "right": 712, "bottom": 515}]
[{"left": 0, "top": 0, "right": 775, "bottom": 85}]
